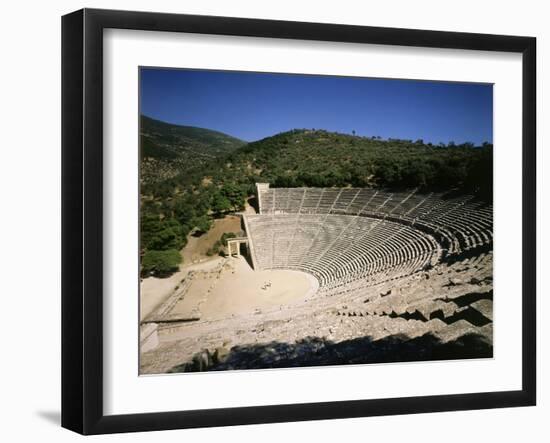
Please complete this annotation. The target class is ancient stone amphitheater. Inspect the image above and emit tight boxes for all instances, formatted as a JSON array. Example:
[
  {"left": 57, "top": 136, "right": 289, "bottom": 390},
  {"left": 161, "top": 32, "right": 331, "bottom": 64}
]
[{"left": 140, "top": 184, "right": 493, "bottom": 374}]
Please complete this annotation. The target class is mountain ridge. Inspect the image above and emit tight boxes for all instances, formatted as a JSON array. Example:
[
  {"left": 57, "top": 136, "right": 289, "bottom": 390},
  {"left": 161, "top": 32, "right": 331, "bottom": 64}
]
[
  {"left": 214, "top": 127, "right": 492, "bottom": 192},
  {"left": 141, "top": 115, "right": 245, "bottom": 147},
  {"left": 140, "top": 115, "right": 246, "bottom": 185}
]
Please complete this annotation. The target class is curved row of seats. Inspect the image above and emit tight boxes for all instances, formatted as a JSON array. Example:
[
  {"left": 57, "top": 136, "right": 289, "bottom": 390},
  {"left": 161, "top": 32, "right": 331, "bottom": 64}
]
[
  {"left": 257, "top": 186, "right": 493, "bottom": 255},
  {"left": 245, "top": 214, "right": 440, "bottom": 291}
]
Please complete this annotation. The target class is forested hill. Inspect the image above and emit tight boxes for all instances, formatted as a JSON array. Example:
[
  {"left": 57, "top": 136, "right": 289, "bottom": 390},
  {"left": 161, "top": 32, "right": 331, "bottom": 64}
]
[
  {"left": 140, "top": 115, "right": 245, "bottom": 185},
  {"left": 220, "top": 129, "right": 492, "bottom": 193}
]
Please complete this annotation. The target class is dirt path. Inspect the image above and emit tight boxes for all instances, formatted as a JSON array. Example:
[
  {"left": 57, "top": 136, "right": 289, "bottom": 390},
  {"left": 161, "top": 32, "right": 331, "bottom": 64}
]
[{"left": 140, "top": 258, "right": 225, "bottom": 321}]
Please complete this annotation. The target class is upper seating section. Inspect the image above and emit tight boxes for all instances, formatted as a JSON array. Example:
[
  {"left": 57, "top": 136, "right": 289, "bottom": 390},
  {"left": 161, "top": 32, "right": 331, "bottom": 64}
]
[{"left": 256, "top": 185, "right": 492, "bottom": 255}]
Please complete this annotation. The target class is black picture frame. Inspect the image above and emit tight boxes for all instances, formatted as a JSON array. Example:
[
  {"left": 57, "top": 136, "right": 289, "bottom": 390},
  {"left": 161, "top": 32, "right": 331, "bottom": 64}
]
[{"left": 61, "top": 8, "right": 536, "bottom": 435}]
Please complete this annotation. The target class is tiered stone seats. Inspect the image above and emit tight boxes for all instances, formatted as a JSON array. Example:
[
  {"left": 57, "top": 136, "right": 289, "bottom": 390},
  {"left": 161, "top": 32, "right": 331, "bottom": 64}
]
[
  {"left": 245, "top": 213, "right": 440, "bottom": 290},
  {"left": 257, "top": 185, "right": 492, "bottom": 256},
  {"left": 247, "top": 184, "right": 492, "bottom": 301},
  {"left": 140, "top": 250, "right": 493, "bottom": 374}
]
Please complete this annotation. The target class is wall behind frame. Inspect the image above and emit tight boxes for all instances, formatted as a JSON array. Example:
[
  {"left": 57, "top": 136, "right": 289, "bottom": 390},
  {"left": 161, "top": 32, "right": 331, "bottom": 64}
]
[{"left": 0, "top": 0, "right": 545, "bottom": 442}]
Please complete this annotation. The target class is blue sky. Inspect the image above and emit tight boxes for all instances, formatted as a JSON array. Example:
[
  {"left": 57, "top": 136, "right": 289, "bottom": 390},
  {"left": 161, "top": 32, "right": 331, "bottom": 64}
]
[{"left": 140, "top": 68, "right": 493, "bottom": 145}]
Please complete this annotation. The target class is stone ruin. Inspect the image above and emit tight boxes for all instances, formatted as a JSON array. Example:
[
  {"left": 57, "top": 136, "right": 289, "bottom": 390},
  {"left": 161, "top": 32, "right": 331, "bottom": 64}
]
[{"left": 140, "top": 185, "right": 493, "bottom": 373}]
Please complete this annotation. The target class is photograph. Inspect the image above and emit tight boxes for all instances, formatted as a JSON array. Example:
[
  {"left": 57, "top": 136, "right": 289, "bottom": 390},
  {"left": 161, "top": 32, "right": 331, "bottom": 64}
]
[{"left": 138, "top": 68, "right": 494, "bottom": 374}]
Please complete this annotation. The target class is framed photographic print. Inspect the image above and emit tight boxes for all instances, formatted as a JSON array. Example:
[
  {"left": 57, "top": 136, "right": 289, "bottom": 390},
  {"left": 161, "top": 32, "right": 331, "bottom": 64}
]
[{"left": 61, "top": 8, "right": 536, "bottom": 435}]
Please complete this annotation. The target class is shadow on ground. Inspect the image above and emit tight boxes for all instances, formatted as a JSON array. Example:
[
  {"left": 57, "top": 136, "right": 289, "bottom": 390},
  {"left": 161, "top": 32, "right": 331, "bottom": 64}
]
[
  {"left": 36, "top": 410, "right": 60, "bottom": 425},
  {"left": 170, "top": 332, "right": 492, "bottom": 373}
]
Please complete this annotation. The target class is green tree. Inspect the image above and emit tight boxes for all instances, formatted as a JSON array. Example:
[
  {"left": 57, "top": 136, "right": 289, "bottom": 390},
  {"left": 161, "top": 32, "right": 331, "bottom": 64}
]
[
  {"left": 220, "top": 183, "right": 246, "bottom": 211},
  {"left": 172, "top": 198, "right": 196, "bottom": 225},
  {"left": 211, "top": 191, "right": 231, "bottom": 214},
  {"left": 140, "top": 215, "right": 186, "bottom": 251},
  {"left": 192, "top": 215, "right": 212, "bottom": 234},
  {"left": 141, "top": 249, "right": 182, "bottom": 277}
]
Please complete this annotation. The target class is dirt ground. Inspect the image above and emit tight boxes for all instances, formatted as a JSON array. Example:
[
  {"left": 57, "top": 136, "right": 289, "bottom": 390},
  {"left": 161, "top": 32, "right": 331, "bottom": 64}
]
[
  {"left": 186, "top": 257, "right": 319, "bottom": 321},
  {"left": 181, "top": 215, "right": 242, "bottom": 265},
  {"left": 141, "top": 255, "right": 319, "bottom": 325}
]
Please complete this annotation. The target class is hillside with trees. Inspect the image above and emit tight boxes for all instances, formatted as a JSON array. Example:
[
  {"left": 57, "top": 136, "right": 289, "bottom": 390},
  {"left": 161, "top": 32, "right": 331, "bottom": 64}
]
[
  {"left": 140, "top": 115, "right": 245, "bottom": 188},
  {"left": 140, "top": 119, "right": 493, "bottom": 277},
  {"left": 222, "top": 129, "right": 492, "bottom": 194}
]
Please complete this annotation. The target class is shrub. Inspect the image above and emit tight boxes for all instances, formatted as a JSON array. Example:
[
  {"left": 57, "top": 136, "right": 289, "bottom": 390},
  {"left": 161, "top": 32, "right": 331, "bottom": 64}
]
[
  {"left": 192, "top": 215, "right": 213, "bottom": 234},
  {"left": 221, "top": 232, "right": 237, "bottom": 246},
  {"left": 140, "top": 214, "right": 187, "bottom": 251},
  {"left": 141, "top": 249, "right": 182, "bottom": 277}
]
